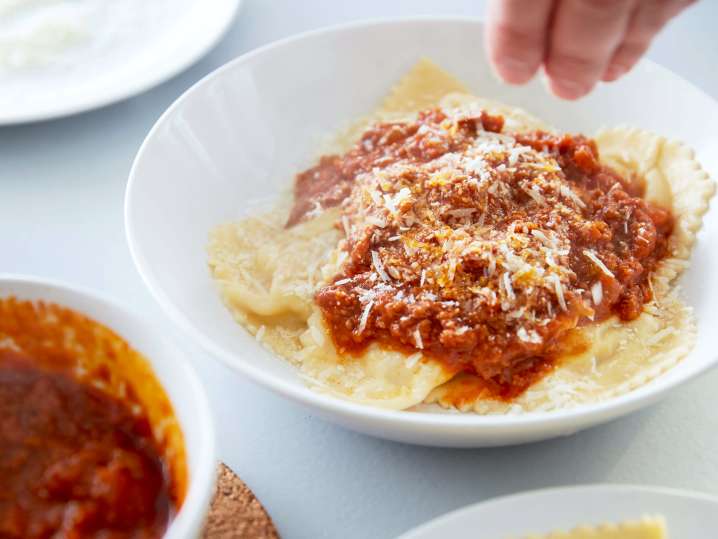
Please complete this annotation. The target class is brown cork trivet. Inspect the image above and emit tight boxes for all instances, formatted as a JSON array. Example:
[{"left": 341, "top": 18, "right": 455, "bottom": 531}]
[{"left": 201, "top": 463, "right": 279, "bottom": 538}]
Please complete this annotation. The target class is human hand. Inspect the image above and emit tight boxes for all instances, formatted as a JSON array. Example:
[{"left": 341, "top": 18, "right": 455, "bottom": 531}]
[{"left": 485, "top": 0, "right": 695, "bottom": 99}]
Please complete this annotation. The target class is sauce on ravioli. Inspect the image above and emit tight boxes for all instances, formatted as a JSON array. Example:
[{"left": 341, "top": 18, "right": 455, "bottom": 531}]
[{"left": 289, "top": 107, "right": 673, "bottom": 399}]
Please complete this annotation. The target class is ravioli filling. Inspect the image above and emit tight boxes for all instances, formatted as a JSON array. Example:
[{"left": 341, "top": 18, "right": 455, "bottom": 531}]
[{"left": 290, "top": 108, "right": 673, "bottom": 399}]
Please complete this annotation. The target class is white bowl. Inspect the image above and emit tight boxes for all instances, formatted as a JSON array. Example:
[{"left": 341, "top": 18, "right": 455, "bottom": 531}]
[
  {"left": 399, "top": 484, "right": 718, "bottom": 538},
  {"left": 125, "top": 18, "right": 718, "bottom": 447},
  {"left": 0, "top": 275, "right": 216, "bottom": 538}
]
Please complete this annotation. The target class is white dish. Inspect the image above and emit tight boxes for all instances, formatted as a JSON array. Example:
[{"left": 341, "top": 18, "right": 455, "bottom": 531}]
[
  {"left": 0, "top": 274, "right": 216, "bottom": 539},
  {"left": 398, "top": 484, "right": 718, "bottom": 538},
  {"left": 125, "top": 18, "right": 718, "bottom": 447},
  {"left": 0, "top": 0, "right": 241, "bottom": 125}
]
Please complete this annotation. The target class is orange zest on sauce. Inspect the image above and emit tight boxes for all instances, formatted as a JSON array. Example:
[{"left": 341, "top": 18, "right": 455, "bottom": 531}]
[{"left": 290, "top": 108, "right": 673, "bottom": 399}]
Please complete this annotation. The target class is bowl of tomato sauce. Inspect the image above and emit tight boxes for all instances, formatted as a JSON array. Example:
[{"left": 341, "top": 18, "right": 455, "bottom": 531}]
[{"left": 0, "top": 275, "right": 215, "bottom": 539}]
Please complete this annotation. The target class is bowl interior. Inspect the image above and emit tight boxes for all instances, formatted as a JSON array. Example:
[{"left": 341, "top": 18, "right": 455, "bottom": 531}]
[
  {"left": 126, "top": 18, "right": 718, "bottom": 443},
  {"left": 0, "top": 276, "right": 215, "bottom": 539},
  {"left": 399, "top": 485, "right": 718, "bottom": 538}
]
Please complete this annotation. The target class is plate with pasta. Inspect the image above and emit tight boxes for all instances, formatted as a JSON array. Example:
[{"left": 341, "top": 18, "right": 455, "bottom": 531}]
[
  {"left": 126, "top": 18, "right": 718, "bottom": 447},
  {"left": 398, "top": 485, "right": 718, "bottom": 538}
]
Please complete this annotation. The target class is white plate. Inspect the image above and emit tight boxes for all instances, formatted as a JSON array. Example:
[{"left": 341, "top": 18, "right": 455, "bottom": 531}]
[
  {"left": 0, "top": 0, "right": 241, "bottom": 125},
  {"left": 125, "top": 18, "right": 718, "bottom": 447},
  {"left": 398, "top": 484, "right": 718, "bottom": 538},
  {"left": 0, "top": 274, "right": 216, "bottom": 539}
]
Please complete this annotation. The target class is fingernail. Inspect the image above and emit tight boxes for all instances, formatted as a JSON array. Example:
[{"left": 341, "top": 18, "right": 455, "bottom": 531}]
[
  {"left": 603, "top": 65, "right": 625, "bottom": 82},
  {"left": 551, "top": 78, "right": 591, "bottom": 99},
  {"left": 495, "top": 58, "right": 534, "bottom": 84}
]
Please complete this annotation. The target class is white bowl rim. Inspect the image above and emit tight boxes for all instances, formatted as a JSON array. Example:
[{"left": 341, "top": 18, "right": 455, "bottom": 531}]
[
  {"left": 0, "top": 273, "right": 216, "bottom": 538},
  {"left": 2, "top": 0, "right": 244, "bottom": 125},
  {"left": 125, "top": 16, "right": 718, "bottom": 433},
  {"left": 397, "top": 483, "right": 718, "bottom": 538}
]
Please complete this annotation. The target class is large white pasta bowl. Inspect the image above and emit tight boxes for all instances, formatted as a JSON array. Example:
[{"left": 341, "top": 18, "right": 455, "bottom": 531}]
[{"left": 126, "top": 18, "right": 718, "bottom": 447}]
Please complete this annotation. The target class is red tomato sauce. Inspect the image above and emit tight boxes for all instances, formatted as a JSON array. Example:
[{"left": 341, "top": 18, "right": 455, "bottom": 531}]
[
  {"left": 291, "top": 108, "right": 673, "bottom": 399},
  {"left": 0, "top": 299, "right": 183, "bottom": 539}
]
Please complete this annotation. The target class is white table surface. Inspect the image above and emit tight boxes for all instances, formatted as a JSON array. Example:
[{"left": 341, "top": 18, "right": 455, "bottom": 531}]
[{"left": 2, "top": 1, "right": 718, "bottom": 538}]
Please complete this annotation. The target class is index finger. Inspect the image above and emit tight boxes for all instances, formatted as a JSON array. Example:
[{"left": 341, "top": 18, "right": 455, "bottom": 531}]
[
  {"left": 544, "top": 0, "right": 635, "bottom": 99},
  {"left": 485, "top": 0, "right": 555, "bottom": 84}
]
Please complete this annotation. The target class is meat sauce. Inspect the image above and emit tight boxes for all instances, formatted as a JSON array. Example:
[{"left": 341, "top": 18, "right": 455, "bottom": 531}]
[
  {"left": 0, "top": 299, "right": 181, "bottom": 539},
  {"left": 287, "top": 111, "right": 504, "bottom": 227},
  {"left": 290, "top": 108, "right": 673, "bottom": 399}
]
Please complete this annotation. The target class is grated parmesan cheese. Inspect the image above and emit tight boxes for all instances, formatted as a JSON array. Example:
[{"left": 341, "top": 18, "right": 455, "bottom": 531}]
[
  {"left": 517, "top": 326, "right": 542, "bottom": 344},
  {"left": 530, "top": 229, "right": 553, "bottom": 246},
  {"left": 560, "top": 184, "right": 587, "bottom": 208},
  {"left": 583, "top": 249, "right": 615, "bottom": 278},
  {"left": 366, "top": 215, "right": 387, "bottom": 228},
  {"left": 413, "top": 326, "right": 424, "bottom": 349},
  {"left": 383, "top": 193, "right": 397, "bottom": 214},
  {"left": 502, "top": 272, "right": 516, "bottom": 302},
  {"left": 591, "top": 281, "right": 603, "bottom": 305},
  {"left": 357, "top": 300, "right": 374, "bottom": 334},
  {"left": 549, "top": 273, "right": 567, "bottom": 311},
  {"left": 387, "top": 265, "right": 402, "bottom": 279},
  {"left": 371, "top": 250, "right": 391, "bottom": 282},
  {"left": 526, "top": 185, "right": 545, "bottom": 204}
]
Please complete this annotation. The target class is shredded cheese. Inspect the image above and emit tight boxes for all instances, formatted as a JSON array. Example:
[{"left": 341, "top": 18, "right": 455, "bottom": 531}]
[
  {"left": 549, "top": 273, "right": 568, "bottom": 311},
  {"left": 371, "top": 250, "right": 391, "bottom": 282},
  {"left": 583, "top": 249, "right": 615, "bottom": 278},
  {"left": 517, "top": 326, "right": 542, "bottom": 344},
  {"left": 502, "top": 272, "right": 516, "bottom": 302},
  {"left": 383, "top": 193, "right": 397, "bottom": 214},
  {"left": 413, "top": 326, "right": 424, "bottom": 349},
  {"left": 591, "top": 281, "right": 603, "bottom": 305},
  {"left": 560, "top": 184, "right": 586, "bottom": 208},
  {"left": 357, "top": 300, "right": 374, "bottom": 334}
]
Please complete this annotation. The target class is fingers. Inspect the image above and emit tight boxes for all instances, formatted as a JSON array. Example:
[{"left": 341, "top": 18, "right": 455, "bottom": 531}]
[
  {"left": 486, "top": 0, "right": 695, "bottom": 99},
  {"left": 544, "top": 0, "right": 636, "bottom": 100},
  {"left": 602, "top": 0, "right": 696, "bottom": 81},
  {"left": 485, "top": 0, "right": 554, "bottom": 84},
  {"left": 601, "top": 35, "right": 650, "bottom": 82}
]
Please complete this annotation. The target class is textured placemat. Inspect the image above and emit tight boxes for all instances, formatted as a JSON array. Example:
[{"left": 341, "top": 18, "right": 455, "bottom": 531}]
[{"left": 202, "top": 463, "right": 279, "bottom": 538}]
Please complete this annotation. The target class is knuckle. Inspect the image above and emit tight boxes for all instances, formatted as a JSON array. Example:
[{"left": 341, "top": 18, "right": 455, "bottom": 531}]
[
  {"left": 574, "top": 0, "right": 633, "bottom": 16},
  {"left": 611, "top": 41, "right": 647, "bottom": 69},
  {"left": 492, "top": 22, "right": 545, "bottom": 54},
  {"left": 618, "top": 40, "right": 648, "bottom": 58},
  {"left": 489, "top": 23, "right": 545, "bottom": 72},
  {"left": 545, "top": 52, "right": 602, "bottom": 79}
]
